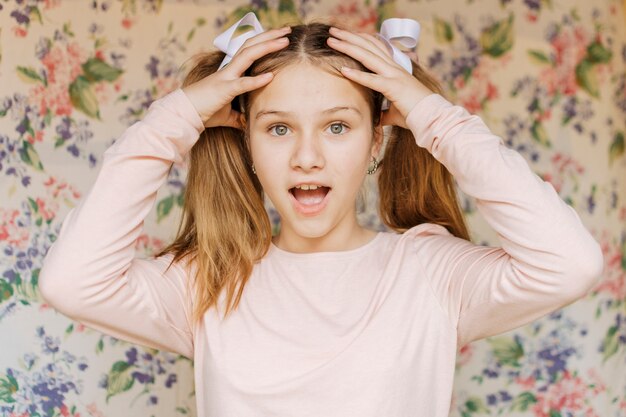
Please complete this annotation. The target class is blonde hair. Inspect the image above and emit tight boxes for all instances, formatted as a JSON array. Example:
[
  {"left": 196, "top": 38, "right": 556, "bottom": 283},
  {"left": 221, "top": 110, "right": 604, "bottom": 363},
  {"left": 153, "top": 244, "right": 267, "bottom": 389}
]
[{"left": 154, "top": 22, "right": 469, "bottom": 326}]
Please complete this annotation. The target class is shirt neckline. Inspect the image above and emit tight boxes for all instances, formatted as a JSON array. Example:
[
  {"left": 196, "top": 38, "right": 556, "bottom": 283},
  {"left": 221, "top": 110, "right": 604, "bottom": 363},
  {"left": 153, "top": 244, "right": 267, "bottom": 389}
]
[{"left": 268, "top": 231, "right": 386, "bottom": 260}]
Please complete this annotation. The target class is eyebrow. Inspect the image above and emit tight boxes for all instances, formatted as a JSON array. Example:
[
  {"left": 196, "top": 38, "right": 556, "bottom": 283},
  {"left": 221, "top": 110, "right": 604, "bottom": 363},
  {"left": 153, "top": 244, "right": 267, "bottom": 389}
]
[{"left": 255, "top": 106, "right": 363, "bottom": 120}]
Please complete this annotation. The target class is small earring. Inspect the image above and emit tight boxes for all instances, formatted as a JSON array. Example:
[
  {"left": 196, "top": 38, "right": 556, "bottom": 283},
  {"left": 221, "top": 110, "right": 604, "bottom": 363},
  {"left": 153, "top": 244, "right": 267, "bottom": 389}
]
[
  {"left": 366, "top": 156, "right": 379, "bottom": 175},
  {"left": 252, "top": 163, "right": 256, "bottom": 175}
]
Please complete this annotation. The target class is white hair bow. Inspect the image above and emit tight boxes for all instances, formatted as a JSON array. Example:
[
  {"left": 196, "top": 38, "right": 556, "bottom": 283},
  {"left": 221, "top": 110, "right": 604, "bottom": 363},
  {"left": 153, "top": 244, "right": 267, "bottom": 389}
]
[
  {"left": 214, "top": 12, "right": 265, "bottom": 70},
  {"left": 376, "top": 18, "right": 421, "bottom": 74}
]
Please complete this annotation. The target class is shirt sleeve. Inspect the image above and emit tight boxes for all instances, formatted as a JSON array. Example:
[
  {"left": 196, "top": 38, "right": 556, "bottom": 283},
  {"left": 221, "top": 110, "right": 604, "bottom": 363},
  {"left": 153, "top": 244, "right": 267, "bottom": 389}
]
[
  {"left": 38, "top": 88, "right": 205, "bottom": 359},
  {"left": 403, "top": 94, "right": 605, "bottom": 349}
]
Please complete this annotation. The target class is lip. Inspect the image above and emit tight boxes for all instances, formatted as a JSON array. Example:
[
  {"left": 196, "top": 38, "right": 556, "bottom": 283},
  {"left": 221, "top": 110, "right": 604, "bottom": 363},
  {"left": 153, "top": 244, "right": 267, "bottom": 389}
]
[
  {"left": 288, "top": 187, "right": 332, "bottom": 216},
  {"left": 290, "top": 182, "right": 330, "bottom": 189}
]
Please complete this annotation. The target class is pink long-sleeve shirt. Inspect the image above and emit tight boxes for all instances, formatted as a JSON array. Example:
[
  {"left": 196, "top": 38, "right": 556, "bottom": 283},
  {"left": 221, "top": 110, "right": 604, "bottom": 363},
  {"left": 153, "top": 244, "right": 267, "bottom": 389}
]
[{"left": 39, "top": 88, "right": 604, "bottom": 417}]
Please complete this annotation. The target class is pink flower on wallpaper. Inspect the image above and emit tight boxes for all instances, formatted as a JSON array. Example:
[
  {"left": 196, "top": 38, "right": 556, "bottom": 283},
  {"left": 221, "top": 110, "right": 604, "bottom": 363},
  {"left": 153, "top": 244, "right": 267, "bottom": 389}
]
[
  {"left": 13, "top": 27, "right": 28, "bottom": 37},
  {"left": 154, "top": 76, "right": 180, "bottom": 99},
  {"left": 29, "top": 41, "right": 88, "bottom": 117},
  {"left": 592, "top": 230, "right": 625, "bottom": 300},
  {"left": 86, "top": 402, "right": 105, "bottom": 417},
  {"left": 455, "top": 57, "right": 506, "bottom": 114},
  {"left": 136, "top": 234, "right": 166, "bottom": 256},
  {"left": 515, "top": 374, "right": 537, "bottom": 389},
  {"left": 456, "top": 343, "right": 475, "bottom": 366},
  {"left": 35, "top": 198, "right": 58, "bottom": 222},
  {"left": 0, "top": 209, "right": 30, "bottom": 249},
  {"left": 328, "top": 1, "right": 378, "bottom": 32},
  {"left": 541, "top": 152, "right": 585, "bottom": 194},
  {"left": 531, "top": 370, "right": 589, "bottom": 416},
  {"left": 44, "top": 176, "right": 81, "bottom": 200},
  {"left": 26, "top": 130, "right": 44, "bottom": 145},
  {"left": 539, "top": 25, "right": 589, "bottom": 96}
]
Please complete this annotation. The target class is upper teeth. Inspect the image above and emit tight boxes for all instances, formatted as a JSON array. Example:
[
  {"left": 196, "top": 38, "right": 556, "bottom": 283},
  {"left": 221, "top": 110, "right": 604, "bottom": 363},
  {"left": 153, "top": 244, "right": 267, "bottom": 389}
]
[{"left": 295, "top": 184, "right": 321, "bottom": 190}]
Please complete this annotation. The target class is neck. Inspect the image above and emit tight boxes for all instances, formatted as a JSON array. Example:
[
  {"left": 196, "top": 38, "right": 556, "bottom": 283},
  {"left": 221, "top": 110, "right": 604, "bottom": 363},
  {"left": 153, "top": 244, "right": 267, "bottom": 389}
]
[{"left": 272, "top": 215, "right": 377, "bottom": 254}]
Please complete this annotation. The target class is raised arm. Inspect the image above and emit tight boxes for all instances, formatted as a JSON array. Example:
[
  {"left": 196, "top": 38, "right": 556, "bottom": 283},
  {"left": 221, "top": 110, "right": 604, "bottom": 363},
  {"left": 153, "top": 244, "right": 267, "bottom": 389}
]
[
  {"left": 39, "top": 26, "right": 295, "bottom": 357},
  {"left": 404, "top": 94, "right": 604, "bottom": 348},
  {"left": 39, "top": 89, "right": 204, "bottom": 358}
]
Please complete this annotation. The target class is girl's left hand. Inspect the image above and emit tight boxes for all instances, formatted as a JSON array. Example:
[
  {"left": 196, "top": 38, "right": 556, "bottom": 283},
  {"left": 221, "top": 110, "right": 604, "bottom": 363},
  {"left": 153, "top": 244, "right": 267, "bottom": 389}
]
[{"left": 326, "top": 26, "right": 434, "bottom": 129}]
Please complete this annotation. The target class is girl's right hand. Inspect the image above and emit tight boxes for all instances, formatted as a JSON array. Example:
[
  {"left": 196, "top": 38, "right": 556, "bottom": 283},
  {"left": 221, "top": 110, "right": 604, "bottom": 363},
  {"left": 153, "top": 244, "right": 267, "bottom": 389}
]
[{"left": 182, "top": 26, "right": 292, "bottom": 129}]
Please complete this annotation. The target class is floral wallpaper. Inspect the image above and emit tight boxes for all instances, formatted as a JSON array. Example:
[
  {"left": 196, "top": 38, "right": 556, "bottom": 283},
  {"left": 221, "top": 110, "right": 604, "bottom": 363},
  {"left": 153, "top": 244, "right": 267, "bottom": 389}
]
[{"left": 0, "top": 0, "right": 625, "bottom": 416}]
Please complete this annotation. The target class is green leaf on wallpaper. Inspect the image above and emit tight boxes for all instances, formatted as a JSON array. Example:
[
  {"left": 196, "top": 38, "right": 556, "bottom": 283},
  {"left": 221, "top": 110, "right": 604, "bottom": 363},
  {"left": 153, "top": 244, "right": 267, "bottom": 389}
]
[
  {"left": 187, "top": 28, "right": 196, "bottom": 42},
  {"left": 278, "top": 0, "right": 296, "bottom": 14},
  {"left": 609, "top": 131, "right": 624, "bottom": 166},
  {"left": 19, "top": 141, "right": 44, "bottom": 171},
  {"left": 465, "top": 397, "right": 489, "bottom": 413},
  {"left": 28, "top": 197, "right": 39, "bottom": 213},
  {"left": 586, "top": 41, "right": 612, "bottom": 64},
  {"left": 82, "top": 58, "right": 123, "bottom": 83},
  {"left": 66, "top": 323, "right": 74, "bottom": 335},
  {"left": 549, "top": 411, "right": 563, "bottom": 417},
  {"left": 0, "top": 280, "right": 14, "bottom": 302},
  {"left": 487, "top": 336, "right": 524, "bottom": 367},
  {"left": 54, "top": 137, "right": 66, "bottom": 148},
  {"left": 575, "top": 60, "right": 599, "bottom": 98},
  {"left": 157, "top": 195, "right": 175, "bottom": 222},
  {"left": 511, "top": 392, "right": 537, "bottom": 411},
  {"left": 96, "top": 338, "right": 104, "bottom": 353},
  {"left": 434, "top": 17, "right": 454, "bottom": 43},
  {"left": 601, "top": 324, "right": 619, "bottom": 362},
  {"left": 527, "top": 50, "right": 551, "bottom": 65},
  {"left": 106, "top": 361, "right": 135, "bottom": 402},
  {"left": 30, "top": 7, "right": 43, "bottom": 24},
  {"left": 530, "top": 120, "right": 551, "bottom": 148},
  {"left": 177, "top": 193, "right": 185, "bottom": 207},
  {"left": 69, "top": 75, "right": 101, "bottom": 119},
  {"left": 63, "top": 22, "right": 75, "bottom": 37},
  {"left": 31, "top": 268, "right": 39, "bottom": 288},
  {"left": 16, "top": 66, "right": 47, "bottom": 86},
  {"left": 480, "top": 14, "right": 514, "bottom": 57},
  {"left": 196, "top": 18, "right": 207, "bottom": 27},
  {"left": 0, "top": 373, "right": 19, "bottom": 403}
]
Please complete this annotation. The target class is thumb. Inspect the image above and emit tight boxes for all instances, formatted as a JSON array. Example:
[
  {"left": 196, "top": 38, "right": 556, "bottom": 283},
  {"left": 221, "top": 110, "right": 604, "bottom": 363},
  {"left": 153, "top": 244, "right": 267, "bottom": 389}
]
[
  {"left": 220, "top": 109, "right": 244, "bottom": 129},
  {"left": 381, "top": 104, "right": 407, "bottom": 129}
]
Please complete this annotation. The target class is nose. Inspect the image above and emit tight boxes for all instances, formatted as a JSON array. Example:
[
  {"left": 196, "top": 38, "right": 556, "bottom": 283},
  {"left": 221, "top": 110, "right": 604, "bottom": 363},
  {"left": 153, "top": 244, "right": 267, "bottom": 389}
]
[{"left": 290, "top": 131, "right": 325, "bottom": 172}]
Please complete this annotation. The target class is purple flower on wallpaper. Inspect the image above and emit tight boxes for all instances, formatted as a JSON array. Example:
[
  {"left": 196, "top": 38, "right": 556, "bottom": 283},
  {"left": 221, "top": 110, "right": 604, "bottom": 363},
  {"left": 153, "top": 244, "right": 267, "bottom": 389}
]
[{"left": 0, "top": 327, "right": 87, "bottom": 415}]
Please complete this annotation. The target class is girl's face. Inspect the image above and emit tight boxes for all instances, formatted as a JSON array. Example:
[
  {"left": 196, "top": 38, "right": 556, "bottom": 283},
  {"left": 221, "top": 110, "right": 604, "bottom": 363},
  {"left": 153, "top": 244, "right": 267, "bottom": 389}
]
[{"left": 248, "top": 62, "right": 382, "bottom": 250}]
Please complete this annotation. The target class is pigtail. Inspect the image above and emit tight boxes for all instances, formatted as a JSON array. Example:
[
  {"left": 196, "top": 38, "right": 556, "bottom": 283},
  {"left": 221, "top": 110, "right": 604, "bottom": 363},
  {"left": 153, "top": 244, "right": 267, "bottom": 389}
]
[
  {"left": 155, "top": 51, "right": 272, "bottom": 324},
  {"left": 378, "top": 63, "right": 470, "bottom": 241}
]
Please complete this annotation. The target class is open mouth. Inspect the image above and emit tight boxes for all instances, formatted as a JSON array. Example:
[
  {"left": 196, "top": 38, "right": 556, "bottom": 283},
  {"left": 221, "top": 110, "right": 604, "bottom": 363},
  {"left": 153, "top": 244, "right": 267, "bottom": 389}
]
[{"left": 288, "top": 185, "right": 332, "bottom": 215}]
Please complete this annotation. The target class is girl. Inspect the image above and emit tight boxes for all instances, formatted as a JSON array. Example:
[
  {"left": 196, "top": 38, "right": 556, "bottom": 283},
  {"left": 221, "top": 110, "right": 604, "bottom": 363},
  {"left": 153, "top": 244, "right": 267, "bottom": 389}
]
[{"left": 40, "top": 15, "right": 604, "bottom": 417}]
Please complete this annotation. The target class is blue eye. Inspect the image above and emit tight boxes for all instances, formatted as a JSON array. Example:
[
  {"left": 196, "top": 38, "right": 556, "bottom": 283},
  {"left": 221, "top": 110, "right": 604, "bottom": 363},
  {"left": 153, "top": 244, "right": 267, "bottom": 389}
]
[
  {"left": 327, "top": 122, "right": 348, "bottom": 135},
  {"left": 269, "top": 124, "right": 290, "bottom": 136}
]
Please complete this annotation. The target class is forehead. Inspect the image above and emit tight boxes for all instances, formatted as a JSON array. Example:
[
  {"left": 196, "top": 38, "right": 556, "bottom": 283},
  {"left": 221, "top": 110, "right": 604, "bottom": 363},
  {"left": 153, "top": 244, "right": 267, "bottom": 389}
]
[{"left": 248, "top": 62, "right": 370, "bottom": 119}]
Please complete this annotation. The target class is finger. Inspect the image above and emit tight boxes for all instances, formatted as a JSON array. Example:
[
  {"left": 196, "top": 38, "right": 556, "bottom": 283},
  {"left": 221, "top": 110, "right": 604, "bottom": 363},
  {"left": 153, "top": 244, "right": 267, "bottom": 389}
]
[
  {"left": 329, "top": 27, "right": 398, "bottom": 65},
  {"left": 333, "top": 28, "right": 392, "bottom": 62},
  {"left": 327, "top": 36, "right": 396, "bottom": 76},
  {"left": 237, "top": 26, "right": 291, "bottom": 52},
  {"left": 361, "top": 33, "right": 395, "bottom": 59},
  {"left": 380, "top": 104, "right": 406, "bottom": 128},
  {"left": 225, "top": 32, "right": 290, "bottom": 75},
  {"left": 222, "top": 108, "right": 244, "bottom": 129},
  {"left": 230, "top": 71, "right": 275, "bottom": 96},
  {"left": 339, "top": 66, "right": 385, "bottom": 93}
]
